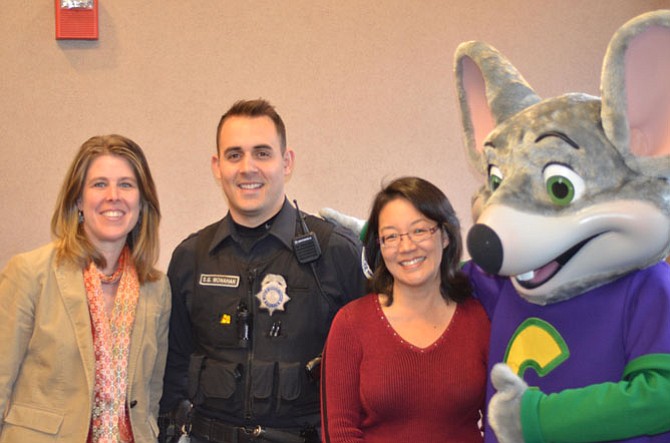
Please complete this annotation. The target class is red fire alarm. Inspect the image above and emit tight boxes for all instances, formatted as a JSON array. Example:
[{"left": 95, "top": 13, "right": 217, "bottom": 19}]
[{"left": 55, "top": 0, "right": 98, "bottom": 40}]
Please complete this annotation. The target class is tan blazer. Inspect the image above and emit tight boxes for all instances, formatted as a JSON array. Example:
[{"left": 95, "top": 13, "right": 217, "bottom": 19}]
[{"left": 0, "top": 243, "right": 171, "bottom": 442}]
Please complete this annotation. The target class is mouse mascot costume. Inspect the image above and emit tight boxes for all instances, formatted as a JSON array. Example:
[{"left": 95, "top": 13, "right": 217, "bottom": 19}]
[
  {"left": 455, "top": 9, "right": 670, "bottom": 443},
  {"left": 321, "top": 9, "right": 670, "bottom": 443}
]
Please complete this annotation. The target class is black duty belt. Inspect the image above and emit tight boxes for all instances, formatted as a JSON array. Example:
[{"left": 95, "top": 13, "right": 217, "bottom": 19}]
[{"left": 191, "top": 412, "right": 306, "bottom": 443}]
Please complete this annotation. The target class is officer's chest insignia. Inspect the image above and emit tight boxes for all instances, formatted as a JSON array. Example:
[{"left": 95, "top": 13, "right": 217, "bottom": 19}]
[
  {"left": 199, "top": 274, "right": 240, "bottom": 288},
  {"left": 256, "top": 274, "right": 290, "bottom": 316}
]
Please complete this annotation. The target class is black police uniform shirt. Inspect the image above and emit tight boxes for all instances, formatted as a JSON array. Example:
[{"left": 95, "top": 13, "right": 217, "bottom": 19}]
[{"left": 160, "top": 199, "right": 366, "bottom": 428}]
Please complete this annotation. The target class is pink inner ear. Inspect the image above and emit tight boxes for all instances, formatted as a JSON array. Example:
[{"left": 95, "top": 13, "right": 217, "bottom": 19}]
[
  {"left": 625, "top": 26, "right": 670, "bottom": 158},
  {"left": 462, "top": 57, "right": 495, "bottom": 155}
]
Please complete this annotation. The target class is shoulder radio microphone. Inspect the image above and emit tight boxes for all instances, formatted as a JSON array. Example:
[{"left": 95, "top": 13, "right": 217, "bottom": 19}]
[{"left": 292, "top": 200, "right": 322, "bottom": 264}]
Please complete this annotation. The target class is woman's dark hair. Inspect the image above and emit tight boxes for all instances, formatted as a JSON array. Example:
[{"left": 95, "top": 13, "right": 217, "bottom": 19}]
[{"left": 364, "top": 176, "right": 471, "bottom": 305}]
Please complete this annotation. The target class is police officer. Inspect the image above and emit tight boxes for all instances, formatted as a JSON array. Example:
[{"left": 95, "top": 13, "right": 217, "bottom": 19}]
[{"left": 159, "top": 99, "right": 366, "bottom": 443}]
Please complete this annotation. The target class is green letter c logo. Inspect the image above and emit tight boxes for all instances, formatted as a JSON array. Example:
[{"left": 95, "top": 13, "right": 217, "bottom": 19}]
[{"left": 504, "top": 318, "right": 569, "bottom": 378}]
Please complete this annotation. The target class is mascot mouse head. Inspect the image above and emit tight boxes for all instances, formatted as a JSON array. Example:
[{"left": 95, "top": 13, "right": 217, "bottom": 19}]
[{"left": 455, "top": 10, "right": 670, "bottom": 305}]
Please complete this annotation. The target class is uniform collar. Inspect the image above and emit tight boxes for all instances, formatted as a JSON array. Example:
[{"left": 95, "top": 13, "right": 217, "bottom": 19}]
[{"left": 208, "top": 198, "right": 297, "bottom": 253}]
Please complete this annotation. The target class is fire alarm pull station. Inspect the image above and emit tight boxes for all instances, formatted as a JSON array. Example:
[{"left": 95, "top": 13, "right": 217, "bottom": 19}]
[{"left": 55, "top": 0, "right": 98, "bottom": 40}]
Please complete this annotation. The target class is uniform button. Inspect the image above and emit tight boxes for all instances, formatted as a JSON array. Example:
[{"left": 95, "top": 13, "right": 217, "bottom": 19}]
[{"left": 130, "top": 400, "right": 138, "bottom": 408}]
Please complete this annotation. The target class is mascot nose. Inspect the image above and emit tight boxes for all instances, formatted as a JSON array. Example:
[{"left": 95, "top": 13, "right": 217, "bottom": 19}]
[{"left": 467, "top": 224, "right": 503, "bottom": 274}]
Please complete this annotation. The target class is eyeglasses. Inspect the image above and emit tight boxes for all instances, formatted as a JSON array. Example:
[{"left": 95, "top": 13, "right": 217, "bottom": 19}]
[{"left": 379, "top": 225, "right": 441, "bottom": 248}]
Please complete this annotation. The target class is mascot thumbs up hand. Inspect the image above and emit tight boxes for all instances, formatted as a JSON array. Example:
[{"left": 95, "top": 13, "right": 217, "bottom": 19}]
[
  {"left": 488, "top": 363, "right": 526, "bottom": 443},
  {"left": 455, "top": 9, "right": 670, "bottom": 443}
]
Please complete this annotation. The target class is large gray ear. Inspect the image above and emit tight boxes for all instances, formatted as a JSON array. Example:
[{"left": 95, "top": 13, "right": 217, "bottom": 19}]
[
  {"left": 454, "top": 41, "right": 541, "bottom": 175},
  {"left": 601, "top": 10, "right": 670, "bottom": 178}
]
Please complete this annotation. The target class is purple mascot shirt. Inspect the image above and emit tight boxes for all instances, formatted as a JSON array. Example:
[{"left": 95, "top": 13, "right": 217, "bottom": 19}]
[{"left": 464, "top": 261, "right": 670, "bottom": 443}]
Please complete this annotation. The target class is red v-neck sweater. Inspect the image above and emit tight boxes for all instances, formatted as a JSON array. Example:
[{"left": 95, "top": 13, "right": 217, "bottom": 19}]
[{"left": 321, "top": 294, "right": 490, "bottom": 443}]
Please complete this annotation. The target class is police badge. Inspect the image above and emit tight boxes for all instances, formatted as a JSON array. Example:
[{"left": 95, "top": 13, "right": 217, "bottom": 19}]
[{"left": 256, "top": 274, "right": 291, "bottom": 316}]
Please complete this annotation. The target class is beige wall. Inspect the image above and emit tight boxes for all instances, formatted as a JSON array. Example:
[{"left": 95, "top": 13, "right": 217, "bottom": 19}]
[{"left": 1, "top": 1, "right": 668, "bottom": 271}]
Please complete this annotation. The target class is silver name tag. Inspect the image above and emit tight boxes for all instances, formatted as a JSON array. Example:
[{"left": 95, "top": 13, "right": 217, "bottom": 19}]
[{"left": 199, "top": 274, "right": 240, "bottom": 288}]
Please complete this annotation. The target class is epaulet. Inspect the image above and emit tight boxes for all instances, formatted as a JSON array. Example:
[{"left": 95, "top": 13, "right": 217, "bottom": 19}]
[{"left": 302, "top": 213, "right": 335, "bottom": 251}]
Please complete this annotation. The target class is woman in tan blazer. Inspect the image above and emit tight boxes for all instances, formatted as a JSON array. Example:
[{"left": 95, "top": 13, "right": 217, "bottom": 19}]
[{"left": 0, "top": 135, "right": 171, "bottom": 443}]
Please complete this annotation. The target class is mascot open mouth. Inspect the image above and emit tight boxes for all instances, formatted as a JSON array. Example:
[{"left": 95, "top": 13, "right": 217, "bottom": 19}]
[{"left": 514, "top": 235, "right": 598, "bottom": 289}]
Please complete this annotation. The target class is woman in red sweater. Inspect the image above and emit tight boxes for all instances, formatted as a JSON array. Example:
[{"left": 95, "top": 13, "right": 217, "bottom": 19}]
[{"left": 321, "top": 177, "right": 490, "bottom": 443}]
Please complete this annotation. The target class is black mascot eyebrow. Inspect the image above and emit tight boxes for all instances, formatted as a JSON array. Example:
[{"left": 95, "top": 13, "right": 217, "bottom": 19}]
[{"left": 534, "top": 131, "right": 580, "bottom": 149}]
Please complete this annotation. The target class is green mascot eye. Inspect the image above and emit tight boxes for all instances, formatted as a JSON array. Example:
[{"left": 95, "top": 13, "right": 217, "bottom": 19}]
[
  {"left": 543, "top": 164, "right": 585, "bottom": 206},
  {"left": 546, "top": 176, "right": 575, "bottom": 205},
  {"left": 489, "top": 166, "right": 503, "bottom": 191},
  {"left": 489, "top": 175, "right": 502, "bottom": 191}
]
